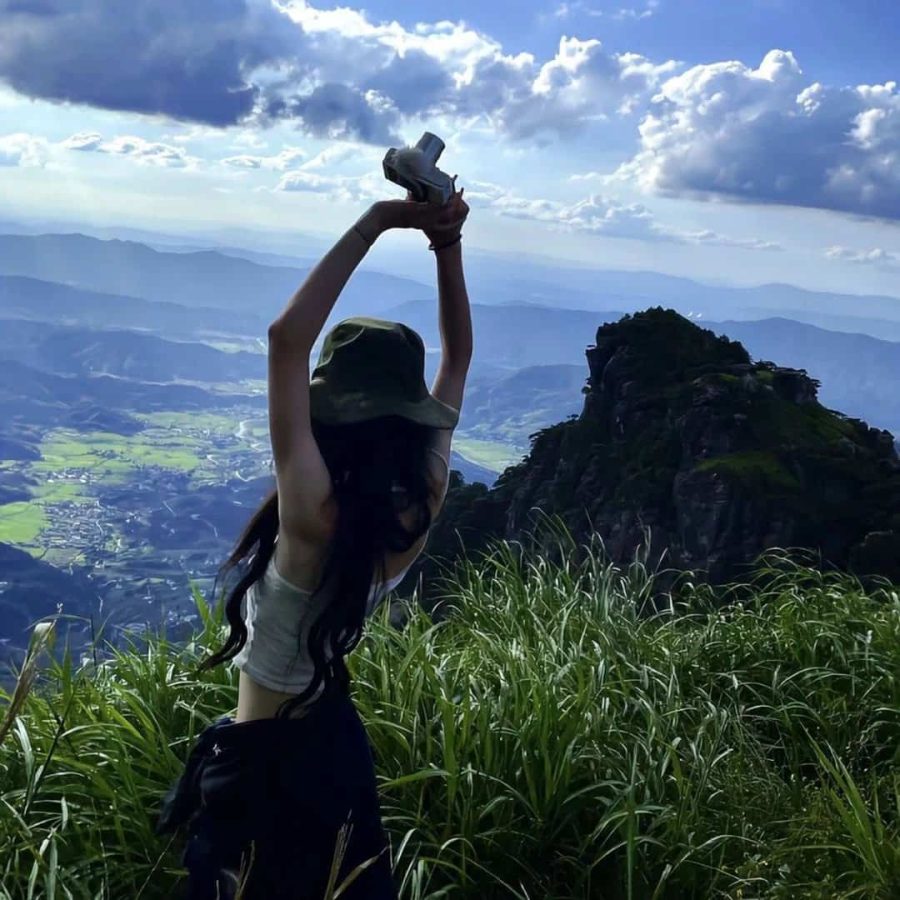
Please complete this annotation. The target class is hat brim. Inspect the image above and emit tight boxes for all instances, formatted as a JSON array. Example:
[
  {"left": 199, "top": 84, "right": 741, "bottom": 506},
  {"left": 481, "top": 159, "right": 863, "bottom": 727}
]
[{"left": 309, "top": 385, "right": 459, "bottom": 429}]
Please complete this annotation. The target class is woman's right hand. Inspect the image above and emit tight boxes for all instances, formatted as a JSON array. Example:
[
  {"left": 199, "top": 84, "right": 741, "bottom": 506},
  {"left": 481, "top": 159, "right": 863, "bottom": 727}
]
[{"left": 421, "top": 188, "right": 468, "bottom": 247}]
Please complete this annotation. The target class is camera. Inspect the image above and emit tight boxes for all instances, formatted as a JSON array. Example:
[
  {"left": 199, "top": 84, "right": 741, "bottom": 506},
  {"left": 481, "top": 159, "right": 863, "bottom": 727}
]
[{"left": 383, "top": 132, "right": 455, "bottom": 205}]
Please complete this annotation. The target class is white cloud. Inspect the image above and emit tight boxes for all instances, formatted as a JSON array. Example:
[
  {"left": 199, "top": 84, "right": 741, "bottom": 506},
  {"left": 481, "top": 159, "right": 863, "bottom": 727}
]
[
  {"left": 554, "top": 1, "right": 659, "bottom": 20},
  {"left": 0, "top": 132, "right": 49, "bottom": 167},
  {"left": 448, "top": 34, "right": 677, "bottom": 137},
  {"left": 62, "top": 132, "right": 197, "bottom": 167},
  {"left": 616, "top": 50, "right": 900, "bottom": 220},
  {"left": 285, "top": 2, "right": 679, "bottom": 138},
  {"left": 684, "top": 230, "right": 782, "bottom": 251},
  {"left": 466, "top": 180, "right": 781, "bottom": 248},
  {"left": 825, "top": 245, "right": 900, "bottom": 268},
  {"left": 276, "top": 169, "right": 383, "bottom": 203},
  {"left": 222, "top": 147, "right": 307, "bottom": 171},
  {"left": 271, "top": 141, "right": 385, "bottom": 198},
  {"left": 301, "top": 145, "right": 362, "bottom": 170},
  {"left": 60, "top": 131, "right": 103, "bottom": 152},
  {"left": 0, "top": 1, "right": 677, "bottom": 144}
]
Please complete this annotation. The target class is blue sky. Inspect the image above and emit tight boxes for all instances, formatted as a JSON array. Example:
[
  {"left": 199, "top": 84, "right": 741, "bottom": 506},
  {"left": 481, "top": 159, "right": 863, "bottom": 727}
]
[{"left": 0, "top": 0, "right": 898, "bottom": 297}]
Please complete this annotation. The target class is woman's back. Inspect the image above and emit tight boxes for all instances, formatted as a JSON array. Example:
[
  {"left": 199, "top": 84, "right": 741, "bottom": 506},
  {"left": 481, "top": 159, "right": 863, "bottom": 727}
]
[
  {"left": 166, "top": 185, "right": 471, "bottom": 899},
  {"left": 235, "top": 446, "right": 448, "bottom": 721}
]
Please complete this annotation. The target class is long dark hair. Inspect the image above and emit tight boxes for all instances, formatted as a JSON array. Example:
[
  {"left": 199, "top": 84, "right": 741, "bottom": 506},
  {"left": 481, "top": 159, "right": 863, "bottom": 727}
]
[{"left": 199, "top": 414, "right": 435, "bottom": 716}]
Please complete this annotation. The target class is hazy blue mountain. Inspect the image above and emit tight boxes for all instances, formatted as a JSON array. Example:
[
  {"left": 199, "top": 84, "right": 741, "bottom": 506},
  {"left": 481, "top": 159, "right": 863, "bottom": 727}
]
[
  {"left": 708, "top": 318, "right": 900, "bottom": 434},
  {"left": 448, "top": 452, "right": 497, "bottom": 487},
  {"left": 0, "top": 319, "right": 267, "bottom": 383},
  {"left": 0, "top": 233, "right": 431, "bottom": 318},
  {"left": 739, "top": 309, "right": 900, "bottom": 344},
  {"left": 459, "top": 364, "right": 587, "bottom": 444},
  {"left": 4, "top": 270, "right": 898, "bottom": 441},
  {"left": 460, "top": 250, "right": 900, "bottom": 326},
  {"left": 384, "top": 300, "right": 627, "bottom": 368},
  {"left": 0, "top": 359, "right": 264, "bottom": 430},
  {"left": 387, "top": 300, "right": 900, "bottom": 436},
  {"left": 0, "top": 275, "right": 265, "bottom": 338}
]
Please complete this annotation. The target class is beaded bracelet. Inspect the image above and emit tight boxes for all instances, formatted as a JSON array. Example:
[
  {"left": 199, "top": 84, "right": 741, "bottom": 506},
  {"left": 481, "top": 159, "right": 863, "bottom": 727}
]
[{"left": 429, "top": 234, "right": 462, "bottom": 252}]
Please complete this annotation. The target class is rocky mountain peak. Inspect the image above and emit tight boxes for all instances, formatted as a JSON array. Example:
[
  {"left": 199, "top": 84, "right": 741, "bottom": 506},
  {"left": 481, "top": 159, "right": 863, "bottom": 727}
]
[{"left": 420, "top": 308, "right": 900, "bottom": 594}]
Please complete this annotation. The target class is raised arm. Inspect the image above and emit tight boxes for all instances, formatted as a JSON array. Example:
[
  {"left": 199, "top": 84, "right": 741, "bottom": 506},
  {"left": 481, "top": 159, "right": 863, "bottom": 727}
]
[
  {"left": 423, "top": 193, "right": 472, "bottom": 500},
  {"left": 266, "top": 210, "right": 381, "bottom": 540},
  {"left": 431, "top": 239, "right": 472, "bottom": 410},
  {"left": 267, "top": 214, "right": 379, "bottom": 351},
  {"left": 267, "top": 199, "right": 462, "bottom": 541}
]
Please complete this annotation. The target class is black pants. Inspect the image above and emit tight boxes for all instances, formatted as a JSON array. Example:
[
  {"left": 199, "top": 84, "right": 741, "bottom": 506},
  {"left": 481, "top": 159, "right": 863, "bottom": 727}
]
[{"left": 156, "top": 691, "right": 398, "bottom": 899}]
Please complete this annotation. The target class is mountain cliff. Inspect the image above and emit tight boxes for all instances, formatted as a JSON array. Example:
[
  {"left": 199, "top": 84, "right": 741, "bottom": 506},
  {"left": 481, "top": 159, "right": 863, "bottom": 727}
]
[{"left": 415, "top": 308, "right": 900, "bottom": 599}]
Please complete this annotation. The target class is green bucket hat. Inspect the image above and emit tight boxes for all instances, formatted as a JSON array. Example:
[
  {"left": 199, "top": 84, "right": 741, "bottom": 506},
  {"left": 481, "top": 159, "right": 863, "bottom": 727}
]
[{"left": 309, "top": 317, "right": 459, "bottom": 429}]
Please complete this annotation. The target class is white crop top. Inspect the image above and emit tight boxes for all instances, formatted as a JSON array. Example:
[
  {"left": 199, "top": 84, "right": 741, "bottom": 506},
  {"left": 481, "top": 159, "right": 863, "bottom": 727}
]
[
  {"left": 234, "top": 446, "right": 448, "bottom": 695},
  {"left": 232, "top": 552, "right": 413, "bottom": 695}
]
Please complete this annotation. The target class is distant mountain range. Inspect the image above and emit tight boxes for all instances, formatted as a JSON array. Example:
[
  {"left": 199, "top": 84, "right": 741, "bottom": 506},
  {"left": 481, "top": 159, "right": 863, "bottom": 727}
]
[
  {"left": 459, "top": 364, "right": 587, "bottom": 443},
  {"left": 0, "top": 233, "right": 431, "bottom": 319},
  {"left": 0, "top": 358, "right": 265, "bottom": 433},
  {"left": 461, "top": 251, "right": 900, "bottom": 331},
  {"left": 0, "top": 318, "right": 267, "bottom": 384},
  {"left": 2, "top": 225, "right": 898, "bottom": 665},
  {"left": 2, "top": 254, "right": 898, "bottom": 439},
  {"left": 0, "top": 274, "right": 266, "bottom": 339},
  {"left": 386, "top": 301, "right": 900, "bottom": 436}
]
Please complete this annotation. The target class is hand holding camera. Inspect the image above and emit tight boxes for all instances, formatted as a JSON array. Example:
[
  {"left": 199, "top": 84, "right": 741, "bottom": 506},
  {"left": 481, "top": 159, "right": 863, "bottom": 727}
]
[
  {"left": 374, "top": 132, "right": 468, "bottom": 248},
  {"left": 359, "top": 131, "right": 468, "bottom": 247}
]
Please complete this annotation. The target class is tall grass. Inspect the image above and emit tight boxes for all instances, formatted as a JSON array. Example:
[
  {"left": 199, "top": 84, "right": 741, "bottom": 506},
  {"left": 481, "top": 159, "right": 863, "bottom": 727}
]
[{"left": 1, "top": 521, "right": 898, "bottom": 898}]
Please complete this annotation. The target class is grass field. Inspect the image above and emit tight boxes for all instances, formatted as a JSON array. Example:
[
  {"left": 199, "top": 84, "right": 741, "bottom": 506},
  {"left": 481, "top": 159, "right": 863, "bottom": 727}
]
[
  {"left": 31, "top": 430, "right": 203, "bottom": 479},
  {"left": 136, "top": 411, "right": 239, "bottom": 434},
  {"left": 0, "top": 418, "right": 271, "bottom": 552},
  {"left": 0, "top": 502, "right": 45, "bottom": 544},
  {"left": 453, "top": 435, "right": 526, "bottom": 472},
  {"left": 33, "top": 480, "right": 94, "bottom": 505},
  {"left": 2, "top": 521, "right": 898, "bottom": 898}
]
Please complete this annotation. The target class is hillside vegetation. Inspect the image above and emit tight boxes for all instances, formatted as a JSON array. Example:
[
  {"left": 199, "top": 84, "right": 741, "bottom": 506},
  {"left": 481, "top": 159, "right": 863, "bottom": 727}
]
[
  {"left": 411, "top": 309, "right": 900, "bottom": 607},
  {"left": 2, "top": 522, "right": 899, "bottom": 899}
]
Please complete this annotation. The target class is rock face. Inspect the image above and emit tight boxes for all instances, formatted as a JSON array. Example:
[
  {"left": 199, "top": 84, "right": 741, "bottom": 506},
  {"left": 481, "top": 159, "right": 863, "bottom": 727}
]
[{"left": 415, "top": 309, "right": 900, "bottom": 594}]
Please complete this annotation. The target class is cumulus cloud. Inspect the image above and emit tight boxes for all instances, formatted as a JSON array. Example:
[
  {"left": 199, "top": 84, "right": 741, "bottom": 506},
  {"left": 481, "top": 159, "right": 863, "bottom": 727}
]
[
  {"left": 61, "top": 131, "right": 104, "bottom": 152},
  {"left": 0, "top": 0, "right": 301, "bottom": 126},
  {"left": 448, "top": 35, "right": 676, "bottom": 137},
  {"left": 281, "top": 4, "right": 677, "bottom": 138},
  {"left": 273, "top": 83, "right": 401, "bottom": 143},
  {"left": 277, "top": 168, "right": 382, "bottom": 203},
  {"left": 825, "top": 245, "right": 900, "bottom": 268},
  {"left": 303, "top": 144, "right": 358, "bottom": 170},
  {"left": 554, "top": 1, "right": 659, "bottom": 20},
  {"left": 466, "top": 180, "right": 781, "bottom": 248},
  {"left": 274, "top": 144, "right": 383, "bottom": 201},
  {"left": 0, "top": 132, "right": 49, "bottom": 166},
  {"left": 0, "top": 0, "right": 677, "bottom": 143},
  {"left": 683, "top": 230, "right": 782, "bottom": 251},
  {"left": 62, "top": 132, "right": 197, "bottom": 167},
  {"left": 221, "top": 146, "right": 307, "bottom": 170},
  {"left": 616, "top": 49, "right": 900, "bottom": 220}
]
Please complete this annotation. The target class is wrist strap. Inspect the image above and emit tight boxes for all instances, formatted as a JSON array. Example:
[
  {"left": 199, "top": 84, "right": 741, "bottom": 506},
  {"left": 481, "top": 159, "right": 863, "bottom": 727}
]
[{"left": 429, "top": 234, "right": 462, "bottom": 252}]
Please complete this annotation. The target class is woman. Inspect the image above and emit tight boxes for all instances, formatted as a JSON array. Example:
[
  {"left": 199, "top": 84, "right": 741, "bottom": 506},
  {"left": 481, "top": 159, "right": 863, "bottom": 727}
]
[{"left": 156, "top": 187, "right": 472, "bottom": 899}]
